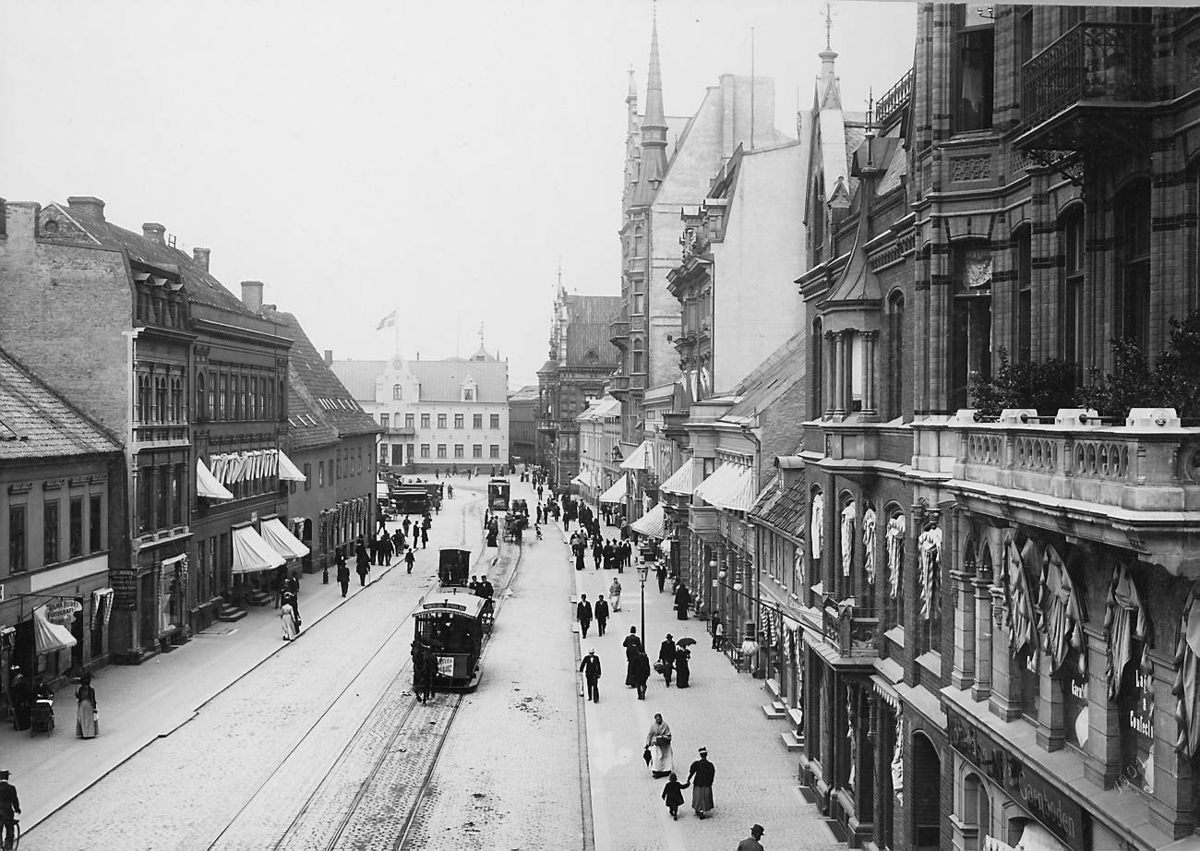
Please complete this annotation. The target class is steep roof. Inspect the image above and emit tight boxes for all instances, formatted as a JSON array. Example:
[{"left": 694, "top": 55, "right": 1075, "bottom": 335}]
[
  {"left": 724, "top": 329, "right": 807, "bottom": 420},
  {"left": 563, "top": 294, "right": 622, "bottom": 367},
  {"left": 45, "top": 203, "right": 253, "bottom": 314},
  {"left": 331, "top": 357, "right": 509, "bottom": 404},
  {"left": 0, "top": 347, "right": 121, "bottom": 460},
  {"left": 508, "top": 384, "right": 540, "bottom": 402},
  {"left": 260, "top": 306, "right": 381, "bottom": 445},
  {"left": 330, "top": 360, "right": 384, "bottom": 402},
  {"left": 750, "top": 474, "right": 807, "bottom": 539}
]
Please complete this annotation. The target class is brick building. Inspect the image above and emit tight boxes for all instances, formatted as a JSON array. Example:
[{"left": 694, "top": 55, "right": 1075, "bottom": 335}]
[{"left": 507, "top": 384, "right": 540, "bottom": 466}]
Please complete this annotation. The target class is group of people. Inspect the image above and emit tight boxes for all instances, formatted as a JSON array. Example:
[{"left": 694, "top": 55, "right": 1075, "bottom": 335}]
[
  {"left": 278, "top": 572, "right": 302, "bottom": 641},
  {"left": 574, "top": 593, "right": 611, "bottom": 640},
  {"left": 568, "top": 529, "right": 632, "bottom": 573}
]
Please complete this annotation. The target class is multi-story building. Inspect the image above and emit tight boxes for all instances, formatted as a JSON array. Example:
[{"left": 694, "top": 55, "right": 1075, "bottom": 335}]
[
  {"left": 332, "top": 346, "right": 510, "bottom": 475},
  {"left": 576, "top": 395, "right": 622, "bottom": 509},
  {"left": 790, "top": 7, "right": 1200, "bottom": 851},
  {"left": 536, "top": 286, "right": 621, "bottom": 490},
  {"left": 507, "top": 384, "right": 540, "bottom": 466},
  {"left": 0, "top": 347, "right": 124, "bottom": 691},
  {"left": 259, "top": 307, "right": 381, "bottom": 578}
]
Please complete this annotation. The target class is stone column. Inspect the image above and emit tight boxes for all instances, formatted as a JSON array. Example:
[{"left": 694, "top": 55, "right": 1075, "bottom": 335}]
[
  {"left": 1082, "top": 622, "right": 1120, "bottom": 788},
  {"left": 862, "top": 330, "right": 878, "bottom": 418},
  {"left": 971, "top": 575, "right": 993, "bottom": 702},
  {"left": 988, "top": 584, "right": 1021, "bottom": 721},
  {"left": 1036, "top": 650, "right": 1065, "bottom": 752},
  {"left": 950, "top": 569, "right": 975, "bottom": 690},
  {"left": 825, "top": 331, "right": 838, "bottom": 419},
  {"left": 833, "top": 332, "right": 847, "bottom": 418}
]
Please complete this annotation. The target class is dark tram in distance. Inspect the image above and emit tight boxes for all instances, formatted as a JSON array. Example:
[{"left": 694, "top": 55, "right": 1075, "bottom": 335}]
[{"left": 487, "top": 477, "right": 510, "bottom": 511}]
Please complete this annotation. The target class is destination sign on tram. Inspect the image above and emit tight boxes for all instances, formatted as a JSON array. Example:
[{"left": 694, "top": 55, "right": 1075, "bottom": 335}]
[{"left": 424, "top": 601, "right": 467, "bottom": 611}]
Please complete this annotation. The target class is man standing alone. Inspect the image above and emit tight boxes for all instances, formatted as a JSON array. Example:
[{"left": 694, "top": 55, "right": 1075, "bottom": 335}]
[
  {"left": 577, "top": 594, "right": 593, "bottom": 639},
  {"left": 579, "top": 648, "right": 602, "bottom": 703},
  {"left": 737, "top": 824, "right": 766, "bottom": 850},
  {"left": 594, "top": 594, "right": 610, "bottom": 636},
  {"left": 0, "top": 770, "right": 19, "bottom": 851}
]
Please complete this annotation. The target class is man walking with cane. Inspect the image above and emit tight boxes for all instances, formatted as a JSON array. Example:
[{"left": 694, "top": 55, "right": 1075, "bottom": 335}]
[{"left": 579, "top": 648, "right": 602, "bottom": 703}]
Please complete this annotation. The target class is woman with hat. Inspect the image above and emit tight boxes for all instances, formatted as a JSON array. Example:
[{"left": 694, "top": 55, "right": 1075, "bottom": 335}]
[
  {"left": 75, "top": 673, "right": 98, "bottom": 739},
  {"left": 645, "top": 713, "right": 674, "bottom": 778}
]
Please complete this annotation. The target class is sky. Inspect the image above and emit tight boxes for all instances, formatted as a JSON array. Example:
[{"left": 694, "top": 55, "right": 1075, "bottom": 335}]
[{"left": 0, "top": 0, "right": 916, "bottom": 389}]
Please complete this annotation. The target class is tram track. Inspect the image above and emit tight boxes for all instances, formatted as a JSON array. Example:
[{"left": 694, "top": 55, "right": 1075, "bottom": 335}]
[{"left": 204, "top": 485, "right": 526, "bottom": 851}]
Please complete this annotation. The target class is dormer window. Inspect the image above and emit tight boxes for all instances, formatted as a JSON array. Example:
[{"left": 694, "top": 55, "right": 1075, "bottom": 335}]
[{"left": 464, "top": 388, "right": 474, "bottom": 401}]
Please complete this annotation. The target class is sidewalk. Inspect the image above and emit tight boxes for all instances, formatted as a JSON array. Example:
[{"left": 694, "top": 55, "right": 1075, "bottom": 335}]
[
  {"left": 565, "top": 529, "right": 836, "bottom": 851},
  {"left": 2, "top": 520, "right": 415, "bottom": 831}
]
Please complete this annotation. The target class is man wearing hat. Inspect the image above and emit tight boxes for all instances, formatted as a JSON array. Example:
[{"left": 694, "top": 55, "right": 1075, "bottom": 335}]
[
  {"left": 0, "top": 770, "right": 19, "bottom": 850},
  {"left": 579, "top": 648, "right": 602, "bottom": 703},
  {"left": 737, "top": 824, "right": 765, "bottom": 851},
  {"left": 687, "top": 746, "right": 716, "bottom": 818}
]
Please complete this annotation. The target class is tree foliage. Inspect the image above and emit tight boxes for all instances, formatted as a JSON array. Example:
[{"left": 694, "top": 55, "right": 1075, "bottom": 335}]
[{"left": 968, "top": 348, "right": 1078, "bottom": 418}]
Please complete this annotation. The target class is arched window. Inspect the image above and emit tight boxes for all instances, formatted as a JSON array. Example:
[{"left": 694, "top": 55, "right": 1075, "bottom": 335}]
[
  {"left": 1116, "top": 177, "right": 1151, "bottom": 351},
  {"left": 392, "top": 384, "right": 403, "bottom": 400},
  {"left": 1060, "top": 205, "right": 1085, "bottom": 368},
  {"left": 631, "top": 338, "right": 645, "bottom": 374},
  {"left": 170, "top": 377, "right": 183, "bottom": 422},
  {"left": 885, "top": 292, "right": 905, "bottom": 420}
]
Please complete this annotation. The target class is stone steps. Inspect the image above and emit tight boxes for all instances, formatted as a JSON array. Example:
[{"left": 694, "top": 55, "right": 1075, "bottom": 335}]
[
  {"left": 217, "top": 604, "right": 248, "bottom": 622},
  {"left": 761, "top": 700, "right": 787, "bottom": 720},
  {"left": 780, "top": 729, "right": 805, "bottom": 752}
]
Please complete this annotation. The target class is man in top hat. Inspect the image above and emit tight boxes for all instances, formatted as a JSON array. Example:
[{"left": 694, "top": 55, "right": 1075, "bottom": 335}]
[
  {"left": 579, "top": 648, "right": 602, "bottom": 703},
  {"left": 737, "top": 823, "right": 766, "bottom": 850},
  {"left": 687, "top": 747, "right": 716, "bottom": 819},
  {"left": 0, "top": 770, "right": 19, "bottom": 850}
]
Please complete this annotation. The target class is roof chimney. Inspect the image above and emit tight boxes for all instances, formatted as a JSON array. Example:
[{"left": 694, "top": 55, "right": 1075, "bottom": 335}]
[
  {"left": 324, "top": 349, "right": 333, "bottom": 366},
  {"left": 240, "top": 280, "right": 264, "bottom": 312},
  {"left": 142, "top": 223, "right": 165, "bottom": 244},
  {"left": 66, "top": 196, "right": 105, "bottom": 221},
  {"left": 192, "top": 247, "right": 211, "bottom": 271}
]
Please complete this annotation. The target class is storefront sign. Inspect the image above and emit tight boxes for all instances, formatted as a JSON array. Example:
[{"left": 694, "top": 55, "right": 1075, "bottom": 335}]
[
  {"left": 947, "top": 707, "right": 1088, "bottom": 850},
  {"left": 111, "top": 565, "right": 137, "bottom": 610},
  {"left": 46, "top": 599, "right": 82, "bottom": 625}
]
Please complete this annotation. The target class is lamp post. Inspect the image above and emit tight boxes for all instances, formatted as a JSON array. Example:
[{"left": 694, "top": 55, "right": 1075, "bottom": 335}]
[{"left": 637, "top": 560, "right": 651, "bottom": 646}]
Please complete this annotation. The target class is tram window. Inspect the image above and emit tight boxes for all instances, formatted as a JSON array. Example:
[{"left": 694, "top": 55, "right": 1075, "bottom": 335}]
[{"left": 418, "top": 613, "right": 474, "bottom": 650}]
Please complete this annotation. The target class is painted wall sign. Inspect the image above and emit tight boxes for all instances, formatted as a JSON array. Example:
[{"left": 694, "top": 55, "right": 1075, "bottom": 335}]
[{"left": 947, "top": 707, "right": 1088, "bottom": 851}]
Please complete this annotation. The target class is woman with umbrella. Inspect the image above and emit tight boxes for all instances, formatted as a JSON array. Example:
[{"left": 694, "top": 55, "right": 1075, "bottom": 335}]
[{"left": 675, "top": 637, "right": 696, "bottom": 688}]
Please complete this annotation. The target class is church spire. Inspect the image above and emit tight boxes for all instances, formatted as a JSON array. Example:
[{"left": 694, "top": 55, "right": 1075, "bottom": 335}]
[
  {"left": 632, "top": 7, "right": 669, "bottom": 207},
  {"left": 818, "top": 2, "right": 841, "bottom": 109}
]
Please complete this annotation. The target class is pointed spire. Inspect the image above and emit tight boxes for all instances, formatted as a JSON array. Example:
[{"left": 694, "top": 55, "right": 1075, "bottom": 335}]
[
  {"left": 627, "top": 65, "right": 637, "bottom": 102},
  {"left": 632, "top": 5, "right": 669, "bottom": 207}
]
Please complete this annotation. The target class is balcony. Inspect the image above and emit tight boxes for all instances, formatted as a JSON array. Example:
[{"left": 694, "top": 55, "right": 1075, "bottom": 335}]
[
  {"left": 609, "top": 317, "right": 629, "bottom": 349},
  {"left": 820, "top": 598, "right": 879, "bottom": 659},
  {"left": 1016, "top": 22, "right": 1153, "bottom": 152},
  {"left": 876, "top": 68, "right": 912, "bottom": 128},
  {"left": 385, "top": 425, "right": 415, "bottom": 437},
  {"left": 661, "top": 411, "right": 690, "bottom": 444}
]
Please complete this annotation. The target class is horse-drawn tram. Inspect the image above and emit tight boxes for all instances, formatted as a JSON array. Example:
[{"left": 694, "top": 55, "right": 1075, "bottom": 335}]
[{"left": 413, "top": 589, "right": 485, "bottom": 691}]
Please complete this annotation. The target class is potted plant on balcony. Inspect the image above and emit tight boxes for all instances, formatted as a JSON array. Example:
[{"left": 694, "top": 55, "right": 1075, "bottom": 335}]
[{"left": 968, "top": 347, "right": 1078, "bottom": 418}]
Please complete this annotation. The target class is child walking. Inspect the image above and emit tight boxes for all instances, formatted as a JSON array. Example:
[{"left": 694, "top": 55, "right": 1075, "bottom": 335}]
[{"left": 661, "top": 772, "right": 690, "bottom": 820}]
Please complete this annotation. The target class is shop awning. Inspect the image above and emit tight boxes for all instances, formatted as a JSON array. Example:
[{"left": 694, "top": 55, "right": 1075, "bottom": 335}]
[
  {"left": 693, "top": 463, "right": 756, "bottom": 512},
  {"left": 630, "top": 503, "right": 666, "bottom": 537},
  {"left": 277, "top": 450, "right": 307, "bottom": 483},
  {"left": 571, "top": 471, "right": 594, "bottom": 488},
  {"left": 197, "top": 458, "right": 234, "bottom": 500},
  {"left": 232, "top": 526, "right": 286, "bottom": 574},
  {"left": 33, "top": 605, "right": 77, "bottom": 655},
  {"left": 660, "top": 459, "right": 700, "bottom": 496},
  {"left": 599, "top": 476, "right": 627, "bottom": 503},
  {"left": 260, "top": 517, "right": 310, "bottom": 559},
  {"left": 619, "top": 440, "right": 652, "bottom": 471}
]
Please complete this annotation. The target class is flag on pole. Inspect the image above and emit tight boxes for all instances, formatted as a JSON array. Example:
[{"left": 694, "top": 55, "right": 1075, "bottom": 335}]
[{"left": 376, "top": 309, "right": 397, "bottom": 331}]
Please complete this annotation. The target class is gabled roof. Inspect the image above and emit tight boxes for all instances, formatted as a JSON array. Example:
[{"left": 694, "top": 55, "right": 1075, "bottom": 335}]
[
  {"left": 0, "top": 347, "right": 121, "bottom": 460},
  {"left": 724, "top": 329, "right": 807, "bottom": 419},
  {"left": 562, "top": 295, "right": 622, "bottom": 367},
  {"left": 509, "top": 384, "right": 540, "bottom": 402}
]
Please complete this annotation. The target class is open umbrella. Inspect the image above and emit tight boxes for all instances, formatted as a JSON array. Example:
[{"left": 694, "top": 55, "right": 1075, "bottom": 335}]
[{"left": 677, "top": 637, "right": 698, "bottom": 647}]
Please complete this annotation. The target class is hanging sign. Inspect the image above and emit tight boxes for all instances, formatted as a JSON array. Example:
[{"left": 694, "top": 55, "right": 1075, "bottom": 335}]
[{"left": 46, "top": 599, "right": 83, "bottom": 625}]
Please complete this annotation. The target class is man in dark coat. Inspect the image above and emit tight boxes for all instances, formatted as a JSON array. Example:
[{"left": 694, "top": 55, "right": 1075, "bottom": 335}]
[
  {"left": 0, "top": 769, "right": 19, "bottom": 851},
  {"left": 594, "top": 594, "right": 610, "bottom": 636},
  {"left": 336, "top": 551, "right": 351, "bottom": 597},
  {"left": 355, "top": 540, "right": 371, "bottom": 586},
  {"left": 368, "top": 534, "right": 379, "bottom": 566},
  {"left": 405, "top": 548, "right": 416, "bottom": 574},
  {"left": 656, "top": 562, "right": 668, "bottom": 593},
  {"left": 577, "top": 594, "right": 593, "bottom": 639},
  {"left": 592, "top": 539, "right": 603, "bottom": 569},
  {"left": 631, "top": 650, "right": 651, "bottom": 700},
  {"left": 687, "top": 747, "right": 717, "bottom": 818},
  {"left": 658, "top": 634, "right": 677, "bottom": 687},
  {"left": 624, "top": 627, "right": 642, "bottom": 686},
  {"left": 579, "top": 648, "right": 602, "bottom": 703},
  {"left": 674, "top": 582, "right": 692, "bottom": 620}
]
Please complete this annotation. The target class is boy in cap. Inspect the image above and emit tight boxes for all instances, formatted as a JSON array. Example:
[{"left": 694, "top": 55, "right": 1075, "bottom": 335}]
[{"left": 736, "top": 824, "right": 765, "bottom": 851}]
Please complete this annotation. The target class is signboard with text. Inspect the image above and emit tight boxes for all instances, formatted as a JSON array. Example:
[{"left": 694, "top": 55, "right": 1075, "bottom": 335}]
[{"left": 46, "top": 599, "right": 83, "bottom": 625}]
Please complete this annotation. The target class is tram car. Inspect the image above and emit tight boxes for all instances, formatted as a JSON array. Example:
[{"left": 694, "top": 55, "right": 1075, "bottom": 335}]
[
  {"left": 487, "top": 477, "right": 511, "bottom": 512},
  {"left": 438, "top": 548, "right": 471, "bottom": 587},
  {"left": 413, "top": 588, "right": 485, "bottom": 691}
]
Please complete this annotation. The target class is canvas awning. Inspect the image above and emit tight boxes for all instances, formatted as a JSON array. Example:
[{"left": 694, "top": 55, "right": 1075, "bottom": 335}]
[
  {"left": 599, "top": 476, "right": 627, "bottom": 503},
  {"left": 197, "top": 458, "right": 234, "bottom": 500},
  {"left": 619, "top": 440, "right": 652, "bottom": 471},
  {"left": 630, "top": 503, "right": 666, "bottom": 537},
  {"left": 571, "top": 471, "right": 594, "bottom": 488},
  {"left": 660, "top": 459, "right": 700, "bottom": 496},
  {"left": 232, "top": 526, "right": 286, "bottom": 574},
  {"left": 33, "top": 605, "right": 77, "bottom": 655},
  {"left": 693, "top": 463, "right": 756, "bottom": 512},
  {"left": 277, "top": 450, "right": 307, "bottom": 483},
  {"left": 260, "top": 517, "right": 310, "bottom": 559}
]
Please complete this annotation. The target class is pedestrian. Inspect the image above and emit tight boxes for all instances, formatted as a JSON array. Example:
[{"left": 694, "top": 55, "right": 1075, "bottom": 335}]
[
  {"left": 711, "top": 613, "right": 724, "bottom": 650},
  {"left": 674, "top": 581, "right": 692, "bottom": 620},
  {"left": 273, "top": 564, "right": 288, "bottom": 608},
  {"left": 8, "top": 667, "right": 30, "bottom": 731},
  {"left": 0, "top": 770, "right": 19, "bottom": 851},
  {"left": 661, "top": 772, "right": 690, "bottom": 821},
  {"left": 405, "top": 548, "right": 416, "bottom": 574},
  {"left": 658, "top": 633, "right": 677, "bottom": 687},
  {"left": 580, "top": 647, "right": 602, "bottom": 703},
  {"left": 380, "top": 531, "right": 393, "bottom": 565},
  {"left": 645, "top": 713, "right": 674, "bottom": 778},
  {"left": 594, "top": 594, "right": 610, "bottom": 636},
  {"left": 369, "top": 533, "right": 379, "bottom": 566},
  {"left": 631, "top": 650, "right": 651, "bottom": 699},
  {"left": 737, "top": 824, "right": 766, "bottom": 851},
  {"left": 336, "top": 551, "right": 350, "bottom": 597},
  {"left": 392, "top": 528, "right": 405, "bottom": 554},
  {"left": 623, "top": 627, "right": 641, "bottom": 685},
  {"left": 419, "top": 647, "right": 437, "bottom": 703},
  {"left": 675, "top": 640, "right": 691, "bottom": 688},
  {"left": 609, "top": 577, "right": 622, "bottom": 611},
  {"left": 656, "top": 562, "right": 668, "bottom": 593},
  {"left": 281, "top": 593, "right": 300, "bottom": 640},
  {"left": 403, "top": 516, "right": 412, "bottom": 536},
  {"left": 412, "top": 523, "right": 421, "bottom": 548},
  {"left": 286, "top": 574, "right": 301, "bottom": 617},
  {"left": 687, "top": 747, "right": 716, "bottom": 819},
  {"left": 356, "top": 540, "right": 371, "bottom": 586},
  {"left": 421, "top": 527, "right": 428, "bottom": 549},
  {"left": 75, "top": 673, "right": 98, "bottom": 739},
  {"left": 593, "top": 539, "right": 603, "bottom": 569},
  {"left": 577, "top": 593, "right": 593, "bottom": 638}
]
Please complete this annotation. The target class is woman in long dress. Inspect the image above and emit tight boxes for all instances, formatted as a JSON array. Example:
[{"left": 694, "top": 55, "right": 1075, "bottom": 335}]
[
  {"left": 75, "top": 673, "right": 98, "bottom": 738},
  {"left": 609, "top": 577, "right": 622, "bottom": 612},
  {"left": 281, "top": 596, "right": 300, "bottom": 641},
  {"left": 646, "top": 713, "right": 674, "bottom": 778},
  {"left": 675, "top": 644, "right": 691, "bottom": 688}
]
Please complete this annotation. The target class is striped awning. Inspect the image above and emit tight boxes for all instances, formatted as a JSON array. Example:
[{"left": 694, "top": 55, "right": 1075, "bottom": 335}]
[
  {"left": 197, "top": 458, "right": 234, "bottom": 500},
  {"left": 599, "top": 476, "right": 627, "bottom": 503},
  {"left": 232, "top": 526, "right": 286, "bottom": 574},
  {"left": 693, "top": 463, "right": 756, "bottom": 512},
  {"left": 619, "top": 440, "right": 652, "bottom": 471},
  {"left": 630, "top": 503, "right": 666, "bottom": 537},
  {"left": 660, "top": 459, "right": 700, "bottom": 496}
]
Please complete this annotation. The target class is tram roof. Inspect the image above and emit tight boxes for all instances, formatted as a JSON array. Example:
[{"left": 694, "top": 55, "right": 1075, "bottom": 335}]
[{"left": 417, "top": 588, "right": 488, "bottom": 618}]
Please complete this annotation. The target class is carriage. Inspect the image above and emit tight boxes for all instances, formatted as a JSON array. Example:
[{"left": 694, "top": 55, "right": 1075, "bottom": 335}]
[
  {"left": 502, "top": 512, "right": 528, "bottom": 543},
  {"left": 413, "top": 588, "right": 486, "bottom": 691},
  {"left": 438, "top": 548, "right": 471, "bottom": 588}
]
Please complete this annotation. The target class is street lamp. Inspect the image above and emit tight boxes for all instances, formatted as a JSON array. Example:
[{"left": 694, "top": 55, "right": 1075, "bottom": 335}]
[{"left": 637, "top": 560, "right": 651, "bottom": 646}]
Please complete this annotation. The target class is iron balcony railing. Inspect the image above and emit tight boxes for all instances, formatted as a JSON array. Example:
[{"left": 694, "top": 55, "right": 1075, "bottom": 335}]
[
  {"left": 876, "top": 68, "right": 912, "bottom": 128},
  {"left": 1021, "top": 21, "right": 1153, "bottom": 129}
]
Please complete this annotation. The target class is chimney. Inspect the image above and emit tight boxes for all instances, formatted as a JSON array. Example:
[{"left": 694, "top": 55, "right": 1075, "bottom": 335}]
[
  {"left": 324, "top": 350, "right": 333, "bottom": 366},
  {"left": 66, "top": 196, "right": 105, "bottom": 221},
  {"left": 192, "top": 247, "right": 211, "bottom": 271},
  {"left": 142, "top": 222, "right": 165, "bottom": 244},
  {"left": 240, "top": 280, "right": 264, "bottom": 312},
  {"left": 0, "top": 197, "right": 6, "bottom": 238}
]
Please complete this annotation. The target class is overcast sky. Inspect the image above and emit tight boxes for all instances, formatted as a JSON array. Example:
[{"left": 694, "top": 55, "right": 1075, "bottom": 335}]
[{"left": 0, "top": 0, "right": 916, "bottom": 388}]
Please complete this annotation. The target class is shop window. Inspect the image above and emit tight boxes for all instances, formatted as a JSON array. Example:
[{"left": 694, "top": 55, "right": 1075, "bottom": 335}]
[
  {"left": 950, "top": 244, "right": 993, "bottom": 409},
  {"left": 1014, "top": 226, "right": 1032, "bottom": 362},
  {"left": 955, "top": 9, "right": 994, "bottom": 133},
  {"left": 44, "top": 500, "right": 60, "bottom": 565},
  {"left": 1117, "top": 178, "right": 1151, "bottom": 352},
  {"left": 1061, "top": 209, "right": 1085, "bottom": 367},
  {"left": 89, "top": 494, "right": 103, "bottom": 552},
  {"left": 9, "top": 504, "right": 26, "bottom": 573}
]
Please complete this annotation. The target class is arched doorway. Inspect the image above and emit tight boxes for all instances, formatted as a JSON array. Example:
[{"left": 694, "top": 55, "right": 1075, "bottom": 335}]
[{"left": 913, "top": 732, "right": 942, "bottom": 850}]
